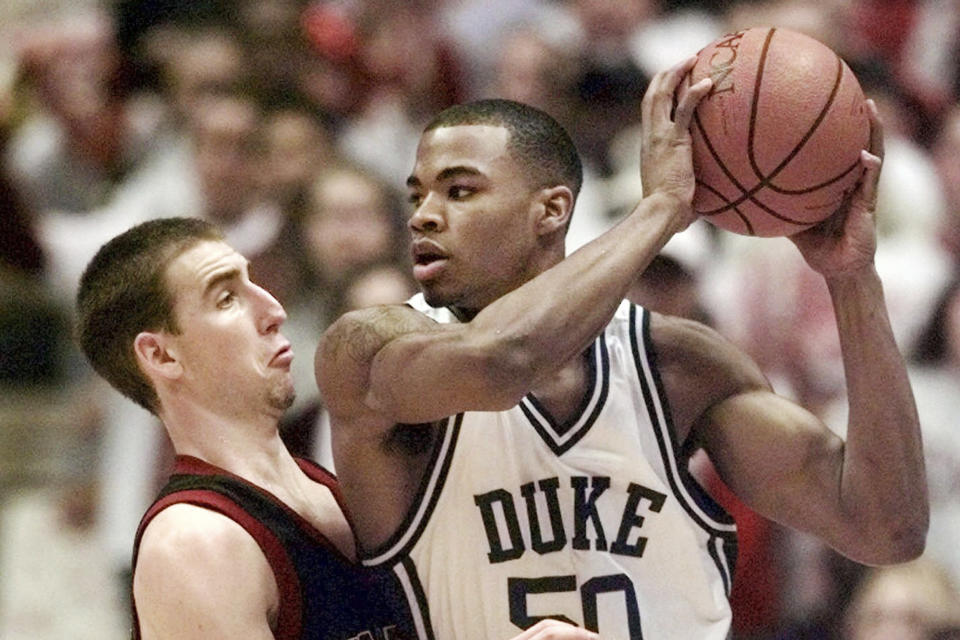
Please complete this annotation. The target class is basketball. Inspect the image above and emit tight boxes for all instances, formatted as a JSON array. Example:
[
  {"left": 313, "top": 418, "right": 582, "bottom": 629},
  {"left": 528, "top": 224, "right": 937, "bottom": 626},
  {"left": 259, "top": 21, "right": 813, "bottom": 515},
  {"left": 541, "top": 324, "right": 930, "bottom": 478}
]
[{"left": 684, "top": 27, "right": 870, "bottom": 237}]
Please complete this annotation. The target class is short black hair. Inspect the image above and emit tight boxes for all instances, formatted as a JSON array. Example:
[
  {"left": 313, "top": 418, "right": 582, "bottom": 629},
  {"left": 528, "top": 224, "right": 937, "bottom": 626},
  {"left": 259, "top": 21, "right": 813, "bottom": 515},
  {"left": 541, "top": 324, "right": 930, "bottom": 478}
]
[{"left": 424, "top": 98, "right": 583, "bottom": 200}]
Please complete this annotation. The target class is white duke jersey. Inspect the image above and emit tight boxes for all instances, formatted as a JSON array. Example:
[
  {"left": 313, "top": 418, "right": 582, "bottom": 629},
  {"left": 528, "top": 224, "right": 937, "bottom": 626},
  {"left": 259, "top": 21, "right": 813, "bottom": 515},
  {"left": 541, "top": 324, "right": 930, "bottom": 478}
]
[{"left": 362, "top": 294, "right": 738, "bottom": 640}]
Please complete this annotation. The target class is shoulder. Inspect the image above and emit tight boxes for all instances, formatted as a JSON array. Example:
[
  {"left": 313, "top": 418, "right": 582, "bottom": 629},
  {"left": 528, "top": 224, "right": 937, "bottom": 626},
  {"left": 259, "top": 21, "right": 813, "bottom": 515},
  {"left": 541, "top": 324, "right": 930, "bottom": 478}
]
[
  {"left": 136, "top": 503, "right": 269, "bottom": 580},
  {"left": 134, "top": 504, "right": 277, "bottom": 636},
  {"left": 648, "top": 312, "right": 766, "bottom": 383},
  {"left": 647, "top": 311, "right": 771, "bottom": 442}
]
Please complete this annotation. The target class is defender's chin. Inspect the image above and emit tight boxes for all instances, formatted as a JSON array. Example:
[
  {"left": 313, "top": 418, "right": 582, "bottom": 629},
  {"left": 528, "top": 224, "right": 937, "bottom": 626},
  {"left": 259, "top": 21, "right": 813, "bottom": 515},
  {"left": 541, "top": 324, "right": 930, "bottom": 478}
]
[{"left": 268, "top": 376, "right": 296, "bottom": 412}]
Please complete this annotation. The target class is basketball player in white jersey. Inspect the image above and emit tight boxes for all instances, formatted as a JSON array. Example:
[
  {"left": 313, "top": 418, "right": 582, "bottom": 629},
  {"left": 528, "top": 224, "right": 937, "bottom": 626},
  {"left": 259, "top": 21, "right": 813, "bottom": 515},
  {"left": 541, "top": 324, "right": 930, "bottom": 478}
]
[{"left": 314, "top": 57, "right": 928, "bottom": 639}]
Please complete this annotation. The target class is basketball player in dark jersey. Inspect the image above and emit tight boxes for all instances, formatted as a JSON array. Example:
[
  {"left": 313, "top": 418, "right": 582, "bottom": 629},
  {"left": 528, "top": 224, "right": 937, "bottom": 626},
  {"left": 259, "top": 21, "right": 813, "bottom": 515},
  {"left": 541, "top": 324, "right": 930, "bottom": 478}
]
[
  {"left": 76, "top": 218, "right": 599, "bottom": 640},
  {"left": 73, "top": 217, "right": 407, "bottom": 639}
]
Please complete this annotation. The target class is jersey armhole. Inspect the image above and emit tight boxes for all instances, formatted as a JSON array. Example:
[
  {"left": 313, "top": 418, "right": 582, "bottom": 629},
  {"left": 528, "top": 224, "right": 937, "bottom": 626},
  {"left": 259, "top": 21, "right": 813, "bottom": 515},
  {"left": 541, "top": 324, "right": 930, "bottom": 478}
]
[{"left": 131, "top": 490, "right": 303, "bottom": 640}]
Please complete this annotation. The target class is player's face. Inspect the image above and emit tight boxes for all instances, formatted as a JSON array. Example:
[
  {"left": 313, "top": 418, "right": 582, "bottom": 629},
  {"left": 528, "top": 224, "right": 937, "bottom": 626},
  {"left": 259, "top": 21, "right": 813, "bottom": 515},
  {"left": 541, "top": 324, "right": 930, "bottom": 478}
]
[
  {"left": 163, "top": 240, "right": 295, "bottom": 418},
  {"left": 406, "top": 124, "right": 543, "bottom": 313}
]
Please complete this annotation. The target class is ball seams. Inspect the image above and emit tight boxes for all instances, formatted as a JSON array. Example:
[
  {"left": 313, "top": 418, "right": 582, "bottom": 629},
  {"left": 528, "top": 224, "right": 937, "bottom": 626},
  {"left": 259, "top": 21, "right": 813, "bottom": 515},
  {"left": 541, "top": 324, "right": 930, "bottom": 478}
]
[{"left": 692, "top": 27, "right": 866, "bottom": 235}]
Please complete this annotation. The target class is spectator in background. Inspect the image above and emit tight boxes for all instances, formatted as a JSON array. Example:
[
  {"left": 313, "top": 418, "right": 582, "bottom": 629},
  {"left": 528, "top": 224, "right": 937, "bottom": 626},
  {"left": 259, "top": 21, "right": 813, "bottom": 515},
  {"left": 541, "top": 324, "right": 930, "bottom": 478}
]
[
  {"left": 258, "top": 103, "right": 336, "bottom": 219},
  {"left": 905, "top": 277, "right": 960, "bottom": 591},
  {"left": 854, "top": 0, "right": 960, "bottom": 145},
  {"left": 282, "top": 163, "right": 407, "bottom": 411},
  {"left": 247, "top": 103, "right": 339, "bottom": 307},
  {"left": 931, "top": 105, "right": 960, "bottom": 265},
  {"left": 186, "top": 92, "right": 287, "bottom": 265},
  {"left": 297, "top": 0, "right": 370, "bottom": 132},
  {"left": 0, "top": 75, "right": 63, "bottom": 388},
  {"left": 110, "top": 0, "right": 234, "bottom": 94},
  {"left": 281, "top": 258, "right": 417, "bottom": 466},
  {"left": 438, "top": 0, "right": 574, "bottom": 101},
  {"left": 149, "top": 26, "right": 246, "bottom": 131},
  {"left": 565, "top": 0, "right": 654, "bottom": 175},
  {"left": 301, "top": 164, "right": 406, "bottom": 315},
  {"left": 234, "top": 0, "right": 309, "bottom": 105},
  {"left": 843, "top": 559, "right": 960, "bottom": 640},
  {"left": 338, "top": 1, "right": 464, "bottom": 187},
  {"left": 492, "top": 25, "right": 577, "bottom": 123},
  {"left": 9, "top": 11, "right": 144, "bottom": 213}
]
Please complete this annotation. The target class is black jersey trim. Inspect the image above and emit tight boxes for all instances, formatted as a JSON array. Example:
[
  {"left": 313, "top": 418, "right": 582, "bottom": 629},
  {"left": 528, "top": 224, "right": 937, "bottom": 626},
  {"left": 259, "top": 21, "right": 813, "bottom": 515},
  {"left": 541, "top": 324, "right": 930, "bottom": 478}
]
[
  {"left": 708, "top": 534, "right": 738, "bottom": 597},
  {"left": 636, "top": 309, "right": 736, "bottom": 527},
  {"left": 629, "top": 305, "right": 737, "bottom": 592},
  {"left": 395, "top": 556, "right": 436, "bottom": 640},
  {"left": 361, "top": 414, "right": 464, "bottom": 565},
  {"left": 519, "top": 334, "right": 610, "bottom": 456}
]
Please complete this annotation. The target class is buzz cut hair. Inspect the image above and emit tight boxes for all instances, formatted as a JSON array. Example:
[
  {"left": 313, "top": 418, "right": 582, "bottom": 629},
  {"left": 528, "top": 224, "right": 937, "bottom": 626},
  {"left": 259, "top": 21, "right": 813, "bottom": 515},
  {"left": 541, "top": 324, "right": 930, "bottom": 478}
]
[{"left": 76, "top": 217, "right": 224, "bottom": 414}]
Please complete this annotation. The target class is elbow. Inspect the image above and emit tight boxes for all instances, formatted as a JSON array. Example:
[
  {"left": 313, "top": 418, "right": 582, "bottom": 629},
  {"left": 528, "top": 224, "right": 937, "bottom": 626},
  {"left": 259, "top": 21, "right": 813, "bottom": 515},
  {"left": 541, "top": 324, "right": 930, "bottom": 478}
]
[
  {"left": 890, "top": 510, "right": 930, "bottom": 563},
  {"left": 857, "top": 512, "right": 929, "bottom": 566},
  {"left": 876, "top": 529, "right": 927, "bottom": 566}
]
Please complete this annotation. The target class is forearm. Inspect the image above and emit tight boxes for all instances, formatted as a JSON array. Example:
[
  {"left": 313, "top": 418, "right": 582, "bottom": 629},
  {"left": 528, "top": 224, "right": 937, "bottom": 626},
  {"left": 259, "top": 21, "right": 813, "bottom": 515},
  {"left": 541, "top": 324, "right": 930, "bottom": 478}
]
[
  {"left": 829, "top": 265, "right": 928, "bottom": 560},
  {"left": 356, "top": 195, "right": 689, "bottom": 424},
  {"left": 471, "top": 193, "right": 688, "bottom": 379}
]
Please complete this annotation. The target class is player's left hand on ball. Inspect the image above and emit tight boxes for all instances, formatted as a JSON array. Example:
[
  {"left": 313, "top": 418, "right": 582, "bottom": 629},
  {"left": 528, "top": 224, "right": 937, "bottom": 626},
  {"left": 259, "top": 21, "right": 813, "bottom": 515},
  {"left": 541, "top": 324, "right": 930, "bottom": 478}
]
[
  {"left": 790, "top": 99, "right": 884, "bottom": 279},
  {"left": 507, "top": 619, "right": 601, "bottom": 640}
]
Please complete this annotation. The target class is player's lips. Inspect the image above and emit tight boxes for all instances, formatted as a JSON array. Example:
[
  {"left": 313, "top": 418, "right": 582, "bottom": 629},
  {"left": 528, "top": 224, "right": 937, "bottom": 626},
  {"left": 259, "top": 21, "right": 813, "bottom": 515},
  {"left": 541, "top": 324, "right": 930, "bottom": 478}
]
[
  {"left": 411, "top": 239, "right": 449, "bottom": 281},
  {"left": 270, "top": 343, "right": 294, "bottom": 367}
]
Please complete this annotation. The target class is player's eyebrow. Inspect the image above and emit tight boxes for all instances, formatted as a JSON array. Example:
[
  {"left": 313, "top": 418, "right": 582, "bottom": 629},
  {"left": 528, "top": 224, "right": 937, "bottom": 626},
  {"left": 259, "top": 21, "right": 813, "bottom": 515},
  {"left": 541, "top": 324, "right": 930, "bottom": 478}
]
[
  {"left": 406, "top": 165, "right": 484, "bottom": 189},
  {"left": 201, "top": 261, "right": 248, "bottom": 299}
]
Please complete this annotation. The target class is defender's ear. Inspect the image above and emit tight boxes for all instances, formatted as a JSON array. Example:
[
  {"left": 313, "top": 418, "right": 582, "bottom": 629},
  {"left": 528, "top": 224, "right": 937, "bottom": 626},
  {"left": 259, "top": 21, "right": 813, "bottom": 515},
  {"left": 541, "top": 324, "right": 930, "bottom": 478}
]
[
  {"left": 134, "top": 331, "right": 183, "bottom": 381},
  {"left": 533, "top": 185, "right": 574, "bottom": 237}
]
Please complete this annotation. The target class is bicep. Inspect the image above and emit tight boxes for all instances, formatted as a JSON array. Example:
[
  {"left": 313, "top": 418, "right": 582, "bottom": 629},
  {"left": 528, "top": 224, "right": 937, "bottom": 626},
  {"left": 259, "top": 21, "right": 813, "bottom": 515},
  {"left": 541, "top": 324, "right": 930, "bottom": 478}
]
[
  {"left": 653, "top": 312, "right": 852, "bottom": 540},
  {"left": 134, "top": 506, "right": 277, "bottom": 640},
  {"left": 696, "top": 390, "right": 847, "bottom": 534}
]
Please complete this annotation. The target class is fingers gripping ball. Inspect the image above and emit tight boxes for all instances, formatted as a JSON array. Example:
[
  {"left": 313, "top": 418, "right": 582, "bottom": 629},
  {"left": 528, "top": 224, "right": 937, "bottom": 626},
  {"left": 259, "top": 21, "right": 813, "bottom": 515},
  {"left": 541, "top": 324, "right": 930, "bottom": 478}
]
[{"left": 685, "top": 27, "right": 870, "bottom": 237}]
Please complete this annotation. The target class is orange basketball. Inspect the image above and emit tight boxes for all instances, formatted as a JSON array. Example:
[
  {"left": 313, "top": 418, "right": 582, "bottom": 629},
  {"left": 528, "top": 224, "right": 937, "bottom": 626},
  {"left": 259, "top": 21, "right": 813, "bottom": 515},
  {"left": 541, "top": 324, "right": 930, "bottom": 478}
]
[{"left": 685, "top": 27, "right": 870, "bottom": 237}]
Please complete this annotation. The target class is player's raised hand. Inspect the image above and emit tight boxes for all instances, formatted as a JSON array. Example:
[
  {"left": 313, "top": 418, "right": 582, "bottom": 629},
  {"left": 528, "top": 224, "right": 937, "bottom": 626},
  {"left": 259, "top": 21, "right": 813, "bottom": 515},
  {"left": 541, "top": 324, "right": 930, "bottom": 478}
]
[
  {"left": 790, "top": 99, "right": 884, "bottom": 279},
  {"left": 640, "top": 55, "right": 712, "bottom": 227},
  {"left": 507, "top": 620, "right": 601, "bottom": 640}
]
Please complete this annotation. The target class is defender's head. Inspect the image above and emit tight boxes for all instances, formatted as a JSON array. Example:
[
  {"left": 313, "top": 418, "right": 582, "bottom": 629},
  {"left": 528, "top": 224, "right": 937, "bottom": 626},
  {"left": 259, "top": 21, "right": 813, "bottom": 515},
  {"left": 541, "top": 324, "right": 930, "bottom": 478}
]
[{"left": 76, "top": 217, "right": 223, "bottom": 414}]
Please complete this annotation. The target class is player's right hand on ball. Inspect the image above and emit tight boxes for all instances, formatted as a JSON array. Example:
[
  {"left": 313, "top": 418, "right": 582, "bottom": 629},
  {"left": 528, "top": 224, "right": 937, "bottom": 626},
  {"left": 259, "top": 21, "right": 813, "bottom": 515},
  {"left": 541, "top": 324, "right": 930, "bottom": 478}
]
[
  {"left": 507, "top": 619, "right": 601, "bottom": 640},
  {"left": 640, "top": 55, "right": 712, "bottom": 228}
]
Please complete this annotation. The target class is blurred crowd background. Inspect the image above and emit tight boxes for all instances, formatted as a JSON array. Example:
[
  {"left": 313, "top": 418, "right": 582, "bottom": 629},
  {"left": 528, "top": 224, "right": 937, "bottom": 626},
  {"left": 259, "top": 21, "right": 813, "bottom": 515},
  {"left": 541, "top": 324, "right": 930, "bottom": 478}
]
[{"left": 1, "top": 0, "right": 960, "bottom": 638}]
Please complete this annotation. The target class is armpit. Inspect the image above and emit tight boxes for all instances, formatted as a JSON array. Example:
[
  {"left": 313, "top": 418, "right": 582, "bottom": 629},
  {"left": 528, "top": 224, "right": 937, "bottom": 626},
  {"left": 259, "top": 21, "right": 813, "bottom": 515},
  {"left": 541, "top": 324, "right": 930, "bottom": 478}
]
[
  {"left": 648, "top": 312, "right": 770, "bottom": 444},
  {"left": 385, "top": 422, "right": 444, "bottom": 456}
]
